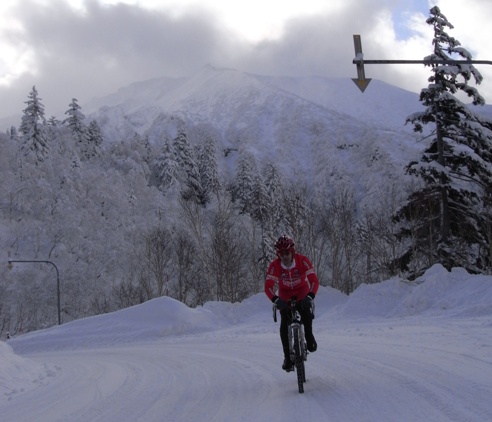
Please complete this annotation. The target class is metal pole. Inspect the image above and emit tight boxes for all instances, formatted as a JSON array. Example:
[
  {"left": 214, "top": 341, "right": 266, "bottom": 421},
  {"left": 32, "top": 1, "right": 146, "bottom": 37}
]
[
  {"left": 353, "top": 59, "right": 492, "bottom": 65},
  {"left": 8, "top": 260, "right": 61, "bottom": 325}
]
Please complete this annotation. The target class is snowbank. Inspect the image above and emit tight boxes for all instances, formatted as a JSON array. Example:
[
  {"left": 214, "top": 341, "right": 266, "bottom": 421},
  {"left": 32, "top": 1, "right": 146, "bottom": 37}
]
[
  {"left": 3, "top": 263, "right": 492, "bottom": 402},
  {"left": 0, "top": 342, "right": 57, "bottom": 401}
]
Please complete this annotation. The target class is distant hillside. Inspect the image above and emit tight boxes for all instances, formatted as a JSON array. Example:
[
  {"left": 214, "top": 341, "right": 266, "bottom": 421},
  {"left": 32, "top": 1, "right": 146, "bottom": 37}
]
[
  {"left": 85, "top": 65, "right": 423, "bottom": 134},
  {"left": 84, "top": 66, "right": 427, "bottom": 206}
]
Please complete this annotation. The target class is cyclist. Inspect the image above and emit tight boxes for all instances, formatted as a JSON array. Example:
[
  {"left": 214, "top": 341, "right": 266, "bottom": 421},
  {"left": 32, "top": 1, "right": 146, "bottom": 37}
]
[{"left": 265, "top": 235, "right": 319, "bottom": 372}]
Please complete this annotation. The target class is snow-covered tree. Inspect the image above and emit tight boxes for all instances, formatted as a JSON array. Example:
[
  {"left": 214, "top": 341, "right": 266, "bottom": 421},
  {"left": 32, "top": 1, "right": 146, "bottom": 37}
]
[
  {"left": 19, "top": 86, "right": 49, "bottom": 163},
  {"left": 231, "top": 150, "right": 258, "bottom": 215},
  {"left": 86, "top": 120, "right": 103, "bottom": 159},
  {"left": 46, "top": 116, "right": 61, "bottom": 127},
  {"left": 196, "top": 137, "right": 221, "bottom": 204},
  {"left": 262, "top": 162, "right": 283, "bottom": 229},
  {"left": 172, "top": 131, "right": 203, "bottom": 203},
  {"left": 63, "top": 99, "right": 86, "bottom": 137},
  {"left": 63, "top": 98, "right": 91, "bottom": 158},
  {"left": 153, "top": 140, "right": 179, "bottom": 191},
  {"left": 9, "top": 126, "right": 19, "bottom": 141},
  {"left": 395, "top": 6, "right": 492, "bottom": 274},
  {"left": 130, "top": 132, "right": 152, "bottom": 166}
]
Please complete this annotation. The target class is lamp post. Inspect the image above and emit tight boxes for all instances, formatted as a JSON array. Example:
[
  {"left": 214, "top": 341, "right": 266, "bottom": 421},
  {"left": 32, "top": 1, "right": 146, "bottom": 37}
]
[{"left": 8, "top": 259, "right": 61, "bottom": 325}]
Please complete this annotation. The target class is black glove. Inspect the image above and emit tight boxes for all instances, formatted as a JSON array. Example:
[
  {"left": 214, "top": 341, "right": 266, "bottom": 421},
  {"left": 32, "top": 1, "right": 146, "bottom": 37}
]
[
  {"left": 272, "top": 296, "right": 287, "bottom": 310},
  {"left": 300, "top": 293, "right": 315, "bottom": 310}
]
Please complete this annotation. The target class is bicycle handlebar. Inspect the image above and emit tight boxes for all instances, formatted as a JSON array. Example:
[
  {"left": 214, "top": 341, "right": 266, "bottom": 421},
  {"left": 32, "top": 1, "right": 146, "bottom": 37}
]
[{"left": 272, "top": 296, "right": 315, "bottom": 322}]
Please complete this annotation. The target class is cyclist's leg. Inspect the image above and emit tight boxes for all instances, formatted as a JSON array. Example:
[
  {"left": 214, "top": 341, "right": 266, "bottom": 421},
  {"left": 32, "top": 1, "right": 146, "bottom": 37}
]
[
  {"left": 280, "top": 309, "right": 292, "bottom": 357},
  {"left": 280, "top": 309, "right": 294, "bottom": 370},
  {"left": 299, "top": 306, "right": 317, "bottom": 352}
]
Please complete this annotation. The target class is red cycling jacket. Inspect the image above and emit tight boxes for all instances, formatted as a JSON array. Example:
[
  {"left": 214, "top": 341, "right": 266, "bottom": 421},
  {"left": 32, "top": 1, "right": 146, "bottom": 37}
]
[{"left": 264, "top": 253, "right": 319, "bottom": 302}]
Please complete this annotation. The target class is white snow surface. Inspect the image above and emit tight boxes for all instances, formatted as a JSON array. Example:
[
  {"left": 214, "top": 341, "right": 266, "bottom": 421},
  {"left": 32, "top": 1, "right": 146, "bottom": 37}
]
[{"left": 1, "top": 264, "right": 492, "bottom": 421}]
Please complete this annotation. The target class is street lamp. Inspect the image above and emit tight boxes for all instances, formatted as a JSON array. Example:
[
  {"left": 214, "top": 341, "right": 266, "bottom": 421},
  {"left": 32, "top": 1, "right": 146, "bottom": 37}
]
[{"left": 7, "top": 259, "right": 61, "bottom": 325}]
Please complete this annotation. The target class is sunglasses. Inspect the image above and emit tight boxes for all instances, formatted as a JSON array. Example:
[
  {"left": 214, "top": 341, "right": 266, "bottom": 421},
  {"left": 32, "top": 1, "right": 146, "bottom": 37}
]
[{"left": 278, "top": 250, "right": 292, "bottom": 256}]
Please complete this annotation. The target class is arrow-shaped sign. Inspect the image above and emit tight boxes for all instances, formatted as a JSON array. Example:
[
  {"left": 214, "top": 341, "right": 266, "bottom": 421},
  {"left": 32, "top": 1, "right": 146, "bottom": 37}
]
[
  {"left": 352, "top": 34, "right": 492, "bottom": 93},
  {"left": 352, "top": 34, "right": 371, "bottom": 93}
]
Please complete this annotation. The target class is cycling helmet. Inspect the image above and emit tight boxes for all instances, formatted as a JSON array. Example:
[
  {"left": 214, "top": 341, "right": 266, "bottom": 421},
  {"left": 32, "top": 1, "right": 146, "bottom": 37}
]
[{"left": 275, "top": 235, "right": 295, "bottom": 254}]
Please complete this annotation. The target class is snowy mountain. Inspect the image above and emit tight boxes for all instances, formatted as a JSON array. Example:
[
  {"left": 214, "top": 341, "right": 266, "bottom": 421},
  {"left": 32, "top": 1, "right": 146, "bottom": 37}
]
[
  {"left": 85, "top": 65, "right": 421, "bottom": 132},
  {"left": 85, "top": 65, "right": 428, "bottom": 203}
]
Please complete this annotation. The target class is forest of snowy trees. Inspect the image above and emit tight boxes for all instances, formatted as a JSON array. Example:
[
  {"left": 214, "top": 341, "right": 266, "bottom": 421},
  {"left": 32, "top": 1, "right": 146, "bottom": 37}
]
[
  {"left": 0, "top": 83, "right": 410, "bottom": 336},
  {"left": 1, "top": 6, "right": 492, "bottom": 336}
]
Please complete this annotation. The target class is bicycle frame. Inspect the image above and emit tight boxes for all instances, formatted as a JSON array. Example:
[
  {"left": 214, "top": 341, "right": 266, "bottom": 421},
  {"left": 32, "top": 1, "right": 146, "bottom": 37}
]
[
  {"left": 287, "top": 302, "right": 307, "bottom": 364},
  {"left": 273, "top": 297, "right": 308, "bottom": 393}
]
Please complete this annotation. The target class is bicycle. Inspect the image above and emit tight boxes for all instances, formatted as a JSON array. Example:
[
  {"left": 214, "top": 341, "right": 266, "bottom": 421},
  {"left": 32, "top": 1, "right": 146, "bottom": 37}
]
[{"left": 273, "top": 297, "right": 313, "bottom": 393}]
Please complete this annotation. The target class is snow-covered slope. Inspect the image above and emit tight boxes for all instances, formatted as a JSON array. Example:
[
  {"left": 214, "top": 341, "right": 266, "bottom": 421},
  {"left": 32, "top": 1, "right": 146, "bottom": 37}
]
[
  {"left": 86, "top": 66, "right": 427, "bottom": 200},
  {"left": 256, "top": 75, "right": 423, "bottom": 130},
  {"left": 86, "top": 65, "right": 422, "bottom": 138}
]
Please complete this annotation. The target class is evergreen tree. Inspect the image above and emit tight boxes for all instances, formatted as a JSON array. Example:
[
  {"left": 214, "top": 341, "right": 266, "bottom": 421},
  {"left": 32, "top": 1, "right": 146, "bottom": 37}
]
[
  {"left": 86, "top": 120, "right": 103, "bottom": 158},
  {"left": 263, "top": 162, "right": 283, "bottom": 228},
  {"left": 196, "top": 137, "right": 221, "bottom": 204},
  {"left": 63, "top": 98, "right": 90, "bottom": 157},
  {"left": 131, "top": 133, "right": 152, "bottom": 166},
  {"left": 47, "top": 116, "right": 61, "bottom": 127},
  {"left": 19, "top": 86, "right": 49, "bottom": 162},
  {"left": 172, "top": 130, "right": 203, "bottom": 203},
  {"left": 154, "top": 140, "right": 179, "bottom": 191},
  {"left": 45, "top": 116, "right": 61, "bottom": 140},
  {"left": 231, "top": 151, "right": 275, "bottom": 277},
  {"left": 395, "top": 6, "right": 492, "bottom": 274},
  {"left": 251, "top": 172, "right": 269, "bottom": 224},
  {"left": 9, "top": 126, "right": 19, "bottom": 141},
  {"left": 63, "top": 98, "right": 86, "bottom": 136},
  {"left": 231, "top": 150, "right": 258, "bottom": 215}
]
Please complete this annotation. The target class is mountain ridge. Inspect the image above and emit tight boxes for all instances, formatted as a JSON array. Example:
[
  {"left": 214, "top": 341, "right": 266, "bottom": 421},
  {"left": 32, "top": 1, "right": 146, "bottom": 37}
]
[
  {"left": 85, "top": 66, "right": 424, "bottom": 202},
  {"left": 86, "top": 66, "right": 424, "bottom": 135}
]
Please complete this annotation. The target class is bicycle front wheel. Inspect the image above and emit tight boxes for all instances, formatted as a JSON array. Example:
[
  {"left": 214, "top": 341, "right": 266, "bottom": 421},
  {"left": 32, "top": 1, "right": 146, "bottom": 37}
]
[{"left": 293, "top": 329, "right": 305, "bottom": 393}]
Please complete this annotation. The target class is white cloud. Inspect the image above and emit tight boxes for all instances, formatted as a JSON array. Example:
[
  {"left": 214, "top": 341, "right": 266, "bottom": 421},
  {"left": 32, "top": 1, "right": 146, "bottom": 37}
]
[{"left": 0, "top": 0, "right": 490, "bottom": 120}]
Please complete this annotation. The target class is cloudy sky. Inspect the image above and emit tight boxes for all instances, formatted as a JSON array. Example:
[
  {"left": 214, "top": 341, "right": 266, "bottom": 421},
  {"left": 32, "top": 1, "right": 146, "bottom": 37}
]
[{"left": 0, "top": 0, "right": 491, "bottom": 120}]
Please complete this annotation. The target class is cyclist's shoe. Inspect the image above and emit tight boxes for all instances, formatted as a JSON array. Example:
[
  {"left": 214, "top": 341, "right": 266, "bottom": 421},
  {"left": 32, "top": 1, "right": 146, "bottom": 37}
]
[
  {"left": 306, "top": 335, "right": 317, "bottom": 353},
  {"left": 282, "top": 358, "right": 294, "bottom": 372}
]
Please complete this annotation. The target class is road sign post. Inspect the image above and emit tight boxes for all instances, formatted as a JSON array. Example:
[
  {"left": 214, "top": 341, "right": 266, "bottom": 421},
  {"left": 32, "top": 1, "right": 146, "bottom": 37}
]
[
  {"left": 352, "top": 35, "right": 371, "bottom": 92},
  {"left": 351, "top": 34, "right": 492, "bottom": 93}
]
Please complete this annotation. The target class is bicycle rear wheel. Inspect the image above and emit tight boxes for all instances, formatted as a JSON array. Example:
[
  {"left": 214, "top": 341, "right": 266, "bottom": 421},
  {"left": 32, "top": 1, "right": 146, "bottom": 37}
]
[{"left": 293, "top": 329, "right": 305, "bottom": 393}]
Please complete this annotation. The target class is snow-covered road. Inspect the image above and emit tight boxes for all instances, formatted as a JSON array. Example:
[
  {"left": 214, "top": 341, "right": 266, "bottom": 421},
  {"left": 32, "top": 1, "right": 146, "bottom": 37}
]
[{"left": 2, "top": 265, "right": 492, "bottom": 421}]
